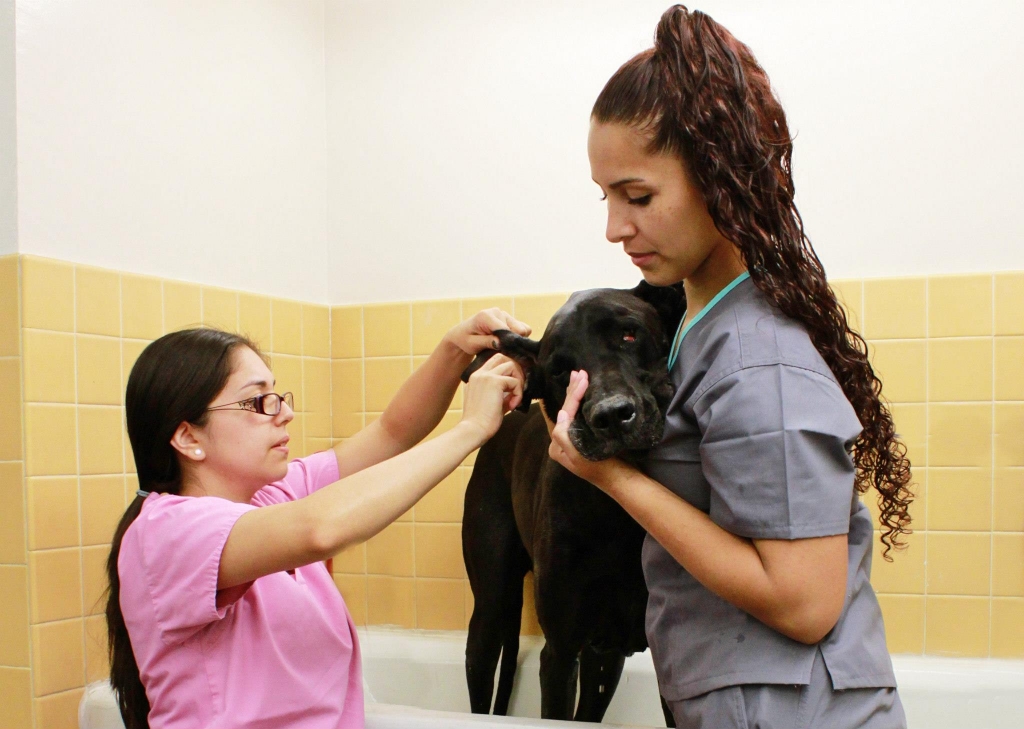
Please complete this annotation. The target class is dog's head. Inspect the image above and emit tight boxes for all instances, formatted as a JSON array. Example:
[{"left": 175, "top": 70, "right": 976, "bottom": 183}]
[{"left": 462, "top": 281, "right": 685, "bottom": 461}]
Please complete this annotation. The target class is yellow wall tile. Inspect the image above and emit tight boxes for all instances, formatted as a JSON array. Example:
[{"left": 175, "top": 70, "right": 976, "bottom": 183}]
[
  {"left": 889, "top": 403, "right": 927, "bottom": 470},
  {"left": 869, "top": 340, "right": 926, "bottom": 403},
  {"left": 23, "top": 330, "right": 75, "bottom": 403},
  {"left": 0, "top": 256, "right": 20, "bottom": 356},
  {"left": 925, "top": 596, "right": 989, "bottom": 657},
  {"left": 331, "top": 306, "right": 362, "bottom": 359},
  {"left": 201, "top": 287, "right": 238, "bottom": 332},
  {"left": 994, "top": 469, "right": 1024, "bottom": 532},
  {"left": 414, "top": 524, "right": 467, "bottom": 579},
  {"left": 27, "top": 477, "right": 79, "bottom": 550},
  {"left": 830, "top": 279, "right": 864, "bottom": 333},
  {"left": 415, "top": 469, "right": 466, "bottom": 523},
  {"left": 928, "top": 338, "right": 992, "bottom": 402},
  {"left": 271, "top": 299, "right": 303, "bottom": 355},
  {"left": 364, "top": 357, "right": 411, "bottom": 412},
  {"left": 926, "top": 532, "right": 990, "bottom": 596},
  {"left": 366, "top": 576, "right": 415, "bottom": 628},
  {"left": 332, "top": 360, "right": 362, "bottom": 415},
  {"left": 303, "top": 358, "right": 331, "bottom": 438},
  {"left": 877, "top": 594, "right": 924, "bottom": 654},
  {"left": 307, "top": 437, "right": 333, "bottom": 455},
  {"left": 995, "top": 337, "right": 1024, "bottom": 401},
  {"left": 84, "top": 615, "right": 109, "bottom": 683},
  {"left": 995, "top": 272, "right": 1024, "bottom": 336},
  {"left": 992, "top": 534, "right": 1024, "bottom": 597},
  {"left": 862, "top": 278, "right": 926, "bottom": 340},
  {"left": 77, "top": 335, "right": 121, "bottom": 405},
  {"left": 364, "top": 304, "right": 411, "bottom": 357},
  {"left": 0, "top": 667, "right": 32, "bottom": 729},
  {"left": 871, "top": 531, "right": 925, "bottom": 594},
  {"left": 29, "top": 548, "right": 82, "bottom": 623},
  {"left": 120, "top": 274, "right": 162, "bottom": 340},
  {"left": 81, "top": 545, "right": 109, "bottom": 617},
  {"left": 163, "top": 280, "right": 201, "bottom": 333},
  {"left": 991, "top": 598, "right": 1024, "bottom": 658},
  {"left": 513, "top": 293, "right": 569, "bottom": 339},
  {"left": 0, "top": 359, "right": 23, "bottom": 461},
  {"left": 416, "top": 578, "right": 465, "bottom": 630},
  {"left": 270, "top": 354, "right": 303, "bottom": 409},
  {"left": 75, "top": 266, "right": 120, "bottom": 337},
  {"left": 288, "top": 414, "right": 307, "bottom": 459},
  {"left": 238, "top": 294, "right": 272, "bottom": 352},
  {"left": 412, "top": 299, "right": 461, "bottom": 356},
  {"left": 0, "top": 566, "right": 30, "bottom": 666},
  {"left": 81, "top": 475, "right": 124, "bottom": 546},
  {"left": 927, "top": 469, "right": 991, "bottom": 531},
  {"left": 0, "top": 463, "right": 26, "bottom": 564},
  {"left": 332, "top": 543, "right": 366, "bottom": 575},
  {"left": 333, "top": 413, "right": 363, "bottom": 439},
  {"left": 78, "top": 406, "right": 124, "bottom": 475},
  {"left": 31, "top": 619, "right": 84, "bottom": 696},
  {"left": 333, "top": 574, "right": 367, "bottom": 626},
  {"left": 34, "top": 688, "right": 84, "bottom": 729},
  {"left": 995, "top": 403, "right": 1024, "bottom": 467},
  {"left": 928, "top": 274, "right": 993, "bottom": 337},
  {"left": 366, "top": 523, "right": 414, "bottom": 577},
  {"left": 303, "top": 305, "right": 330, "bottom": 359},
  {"left": 25, "top": 405, "right": 77, "bottom": 476},
  {"left": 929, "top": 404, "right": 991, "bottom": 467},
  {"left": 22, "top": 257, "right": 74, "bottom": 332}
]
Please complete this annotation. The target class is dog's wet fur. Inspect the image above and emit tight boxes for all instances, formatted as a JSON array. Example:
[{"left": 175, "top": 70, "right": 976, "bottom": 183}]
[{"left": 461, "top": 281, "right": 684, "bottom": 724}]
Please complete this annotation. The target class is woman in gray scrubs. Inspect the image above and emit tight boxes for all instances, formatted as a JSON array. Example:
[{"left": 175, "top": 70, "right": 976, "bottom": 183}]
[{"left": 546, "top": 6, "right": 914, "bottom": 728}]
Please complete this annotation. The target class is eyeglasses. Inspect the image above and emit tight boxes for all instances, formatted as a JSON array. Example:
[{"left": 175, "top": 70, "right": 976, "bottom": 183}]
[{"left": 206, "top": 392, "right": 294, "bottom": 416}]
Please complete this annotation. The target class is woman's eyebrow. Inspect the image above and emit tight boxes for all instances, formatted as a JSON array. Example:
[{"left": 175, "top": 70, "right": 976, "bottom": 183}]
[
  {"left": 239, "top": 378, "right": 275, "bottom": 393},
  {"left": 609, "top": 177, "right": 645, "bottom": 189}
]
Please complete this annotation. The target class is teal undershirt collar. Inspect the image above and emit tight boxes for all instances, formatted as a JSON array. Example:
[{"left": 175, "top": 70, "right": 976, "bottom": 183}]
[{"left": 667, "top": 271, "right": 751, "bottom": 372}]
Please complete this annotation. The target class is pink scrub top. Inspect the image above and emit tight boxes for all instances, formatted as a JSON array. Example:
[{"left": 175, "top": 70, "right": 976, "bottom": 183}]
[{"left": 118, "top": 451, "right": 364, "bottom": 729}]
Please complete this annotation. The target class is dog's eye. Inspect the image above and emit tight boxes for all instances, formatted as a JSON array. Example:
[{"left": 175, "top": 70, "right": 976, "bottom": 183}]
[{"left": 622, "top": 330, "right": 637, "bottom": 344}]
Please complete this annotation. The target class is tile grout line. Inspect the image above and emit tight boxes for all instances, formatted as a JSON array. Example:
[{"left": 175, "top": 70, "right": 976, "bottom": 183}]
[
  {"left": 73, "top": 265, "right": 88, "bottom": 697},
  {"left": 989, "top": 274, "right": 996, "bottom": 656},
  {"left": 922, "top": 277, "right": 929, "bottom": 655}
]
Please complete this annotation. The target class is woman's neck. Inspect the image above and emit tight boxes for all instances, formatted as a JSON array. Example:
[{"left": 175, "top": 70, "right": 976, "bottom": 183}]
[{"left": 682, "top": 242, "right": 748, "bottom": 323}]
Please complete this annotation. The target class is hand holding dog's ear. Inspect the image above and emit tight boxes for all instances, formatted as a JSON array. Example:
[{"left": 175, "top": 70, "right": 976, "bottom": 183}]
[{"left": 446, "top": 308, "right": 533, "bottom": 356}]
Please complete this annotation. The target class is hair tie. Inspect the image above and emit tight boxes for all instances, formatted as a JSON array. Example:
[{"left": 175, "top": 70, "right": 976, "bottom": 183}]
[{"left": 136, "top": 489, "right": 151, "bottom": 499}]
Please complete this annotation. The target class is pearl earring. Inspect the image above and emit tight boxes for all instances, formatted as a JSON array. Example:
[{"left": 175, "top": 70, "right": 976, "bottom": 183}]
[{"left": 194, "top": 449, "right": 202, "bottom": 456}]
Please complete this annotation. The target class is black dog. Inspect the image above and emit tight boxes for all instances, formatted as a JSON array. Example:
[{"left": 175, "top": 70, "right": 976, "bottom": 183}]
[{"left": 461, "top": 281, "right": 684, "bottom": 724}]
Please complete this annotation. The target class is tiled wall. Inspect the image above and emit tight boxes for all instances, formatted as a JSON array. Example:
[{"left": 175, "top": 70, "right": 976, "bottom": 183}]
[
  {"left": 1, "top": 256, "right": 1022, "bottom": 727},
  {"left": 832, "top": 275, "right": 1023, "bottom": 658},
  {"left": 0, "top": 255, "right": 331, "bottom": 729}
]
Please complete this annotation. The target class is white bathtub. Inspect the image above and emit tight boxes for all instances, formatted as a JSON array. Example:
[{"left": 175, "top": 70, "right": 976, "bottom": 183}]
[{"left": 80, "top": 627, "right": 1024, "bottom": 728}]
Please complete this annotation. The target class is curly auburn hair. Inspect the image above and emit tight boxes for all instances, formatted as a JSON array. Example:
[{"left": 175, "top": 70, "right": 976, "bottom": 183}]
[{"left": 593, "top": 5, "right": 913, "bottom": 558}]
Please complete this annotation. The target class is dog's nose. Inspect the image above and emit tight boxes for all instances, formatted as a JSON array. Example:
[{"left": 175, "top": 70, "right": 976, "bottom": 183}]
[{"left": 589, "top": 395, "right": 638, "bottom": 434}]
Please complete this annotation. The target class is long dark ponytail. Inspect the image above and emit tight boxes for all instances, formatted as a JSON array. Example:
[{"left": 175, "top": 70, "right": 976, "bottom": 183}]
[
  {"left": 106, "top": 328, "right": 261, "bottom": 728},
  {"left": 592, "top": 5, "right": 913, "bottom": 557}
]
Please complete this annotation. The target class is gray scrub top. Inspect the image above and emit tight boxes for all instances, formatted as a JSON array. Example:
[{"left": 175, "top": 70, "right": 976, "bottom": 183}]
[{"left": 642, "top": 275, "right": 896, "bottom": 701}]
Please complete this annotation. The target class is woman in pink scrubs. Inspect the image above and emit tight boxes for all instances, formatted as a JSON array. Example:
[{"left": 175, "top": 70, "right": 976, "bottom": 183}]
[{"left": 106, "top": 311, "right": 528, "bottom": 729}]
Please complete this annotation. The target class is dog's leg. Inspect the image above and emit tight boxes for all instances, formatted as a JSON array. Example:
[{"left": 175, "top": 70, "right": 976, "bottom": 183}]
[
  {"left": 574, "top": 646, "right": 626, "bottom": 722},
  {"left": 492, "top": 560, "right": 528, "bottom": 715},
  {"left": 539, "top": 641, "right": 580, "bottom": 720}
]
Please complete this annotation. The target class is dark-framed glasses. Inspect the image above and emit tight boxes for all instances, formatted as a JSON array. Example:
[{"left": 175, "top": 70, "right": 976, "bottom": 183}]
[{"left": 206, "top": 391, "right": 294, "bottom": 416}]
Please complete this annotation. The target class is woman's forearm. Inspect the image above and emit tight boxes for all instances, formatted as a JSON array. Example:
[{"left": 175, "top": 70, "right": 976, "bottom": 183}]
[
  {"left": 596, "top": 461, "right": 844, "bottom": 644},
  {"left": 377, "top": 338, "right": 472, "bottom": 449},
  {"left": 306, "top": 421, "right": 484, "bottom": 556}
]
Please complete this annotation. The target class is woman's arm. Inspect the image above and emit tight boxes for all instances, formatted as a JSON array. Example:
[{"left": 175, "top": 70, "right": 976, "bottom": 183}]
[
  {"left": 332, "top": 308, "right": 530, "bottom": 479},
  {"left": 548, "top": 371, "right": 848, "bottom": 645},
  {"left": 218, "top": 356, "right": 523, "bottom": 589}
]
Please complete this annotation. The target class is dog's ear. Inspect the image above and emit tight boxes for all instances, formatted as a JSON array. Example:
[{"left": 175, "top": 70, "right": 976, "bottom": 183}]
[
  {"left": 460, "top": 330, "right": 543, "bottom": 412},
  {"left": 630, "top": 280, "right": 686, "bottom": 336}
]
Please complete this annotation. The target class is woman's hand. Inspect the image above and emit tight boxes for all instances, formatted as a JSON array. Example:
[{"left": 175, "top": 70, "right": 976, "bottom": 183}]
[
  {"left": 545, "top": 370, "right": 629, "bottom": 488},
  {"left": 460, "top": 354, "right": 525, "bottom": 445},
  {"left": 444, "top": 308, "right": 532, "bottom": 356}
]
